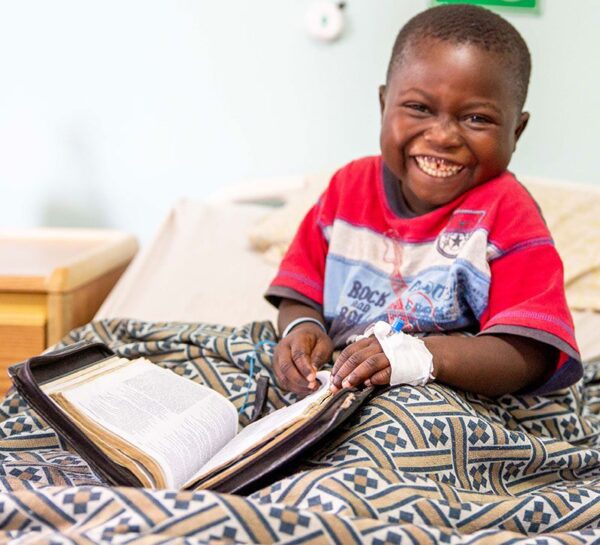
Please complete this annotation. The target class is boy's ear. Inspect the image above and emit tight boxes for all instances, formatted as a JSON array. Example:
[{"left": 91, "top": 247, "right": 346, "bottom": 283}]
[
  {"left": 514, "top": 111, "right": 530, "bottom": 146},
  {"left": 378, "top": 85, "right": 387, "bottom": 116}
]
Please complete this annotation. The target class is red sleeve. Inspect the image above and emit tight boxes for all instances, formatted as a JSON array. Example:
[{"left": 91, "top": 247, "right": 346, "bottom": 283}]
[
  {"left": 482, "top": 242, "right": 577, "bottom": 350},
  {"left": 478, "top": 182, "right": 582, "bottom": 392},
  {"left": 265, "top": 202, "right": 329, "bottom": 307},
  {"left": 263, "top": 157, "right": 378, "bottom": 310}
]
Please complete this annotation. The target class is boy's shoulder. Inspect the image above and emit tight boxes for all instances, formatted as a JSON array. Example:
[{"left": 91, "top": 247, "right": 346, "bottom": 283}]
[
  {"left": 321, "top": 156, "right": 383, "bottom": 206},
  {"left": 328, "top": 155, "right": 382, "bottom": 188},
  {"left": 465, "top": 172, "right": 551, "bottom": 247},
  {"left": 466, "top": 171, "right": 544, "bottom": 217},
  {"left": 472, "top": 171, "right": 539, "bottom": 205},
  {"left": 312, "top": 155, "right": 381, "bottom": 207}
]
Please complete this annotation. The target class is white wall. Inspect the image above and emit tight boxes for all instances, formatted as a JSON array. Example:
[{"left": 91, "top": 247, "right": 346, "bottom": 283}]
[{"left": 1, "top": 1, "right": 598, "bottom": 242}]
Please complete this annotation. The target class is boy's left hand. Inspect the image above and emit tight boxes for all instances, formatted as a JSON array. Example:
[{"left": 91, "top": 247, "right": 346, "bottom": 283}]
[{"left": 330, "top": 336, "right": 391, "bottom": 392}]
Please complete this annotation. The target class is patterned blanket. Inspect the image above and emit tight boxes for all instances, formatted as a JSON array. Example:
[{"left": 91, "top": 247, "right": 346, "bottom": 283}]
[{"left": 0, "top": 319, "right": 599, "bottom": 544}]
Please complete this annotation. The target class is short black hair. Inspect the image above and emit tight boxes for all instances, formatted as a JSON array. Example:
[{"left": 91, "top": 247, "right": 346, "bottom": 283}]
[{"left": 387, "top": 4, "right": 531, "bottom": 110}]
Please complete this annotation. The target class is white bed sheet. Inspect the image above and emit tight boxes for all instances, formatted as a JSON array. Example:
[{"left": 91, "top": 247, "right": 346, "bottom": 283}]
[{"left": 96, "top": 199, "right": 278, "bottom": 326}]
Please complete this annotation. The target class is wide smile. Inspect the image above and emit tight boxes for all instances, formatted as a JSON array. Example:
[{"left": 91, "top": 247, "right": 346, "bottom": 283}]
[{"left": 413, "top": 155, "right": 465, "bottom": 179}]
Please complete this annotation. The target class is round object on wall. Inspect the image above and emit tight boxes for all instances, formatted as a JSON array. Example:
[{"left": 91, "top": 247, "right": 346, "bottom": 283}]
[{"left": 305, "top": 1, "right": 345, "bottom": 42}]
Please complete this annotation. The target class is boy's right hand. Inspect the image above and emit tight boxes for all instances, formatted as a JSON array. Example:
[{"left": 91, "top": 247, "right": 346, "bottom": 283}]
[{"left": 273, "top": 323, "right": 334, "bottom": 394}]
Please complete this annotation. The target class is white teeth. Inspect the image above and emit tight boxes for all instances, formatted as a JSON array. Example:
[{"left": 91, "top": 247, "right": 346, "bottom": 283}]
[{"left": 414, "top": 156, "right": 463, "bottom": 178}]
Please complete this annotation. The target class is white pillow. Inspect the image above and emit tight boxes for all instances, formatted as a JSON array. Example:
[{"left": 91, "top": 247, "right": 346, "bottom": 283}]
[{"left": 247, "top": 170, "right": 333, "bottom": 263}]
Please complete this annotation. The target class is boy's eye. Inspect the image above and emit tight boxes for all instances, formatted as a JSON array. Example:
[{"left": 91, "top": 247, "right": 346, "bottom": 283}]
[
  {"left": 404, "top": 103, "right": 430, "bottom": 114},
  {"left": 465, "top": 114, "right": 493, "bottom": 125}
]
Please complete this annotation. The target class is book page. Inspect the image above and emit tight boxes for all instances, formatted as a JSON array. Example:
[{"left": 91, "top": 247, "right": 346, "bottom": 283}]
[
  {"left": 42, "top": 356, "right": 127, "bottom": 395},
  {"left": 189, "top": 371, "right": 332, "bottom": 484},
  {"left": 59, "top": 359, "right": 239, "bottom": 489}
]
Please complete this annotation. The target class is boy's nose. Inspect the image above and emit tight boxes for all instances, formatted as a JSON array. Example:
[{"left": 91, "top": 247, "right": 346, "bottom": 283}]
[{"left": 423, "top": 117, "right": 462, "bottom": 149}]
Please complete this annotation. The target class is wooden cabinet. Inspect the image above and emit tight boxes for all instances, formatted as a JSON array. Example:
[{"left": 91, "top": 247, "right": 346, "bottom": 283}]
[{"left": 0, "top": 229, "right": 138, "bottom": 394}]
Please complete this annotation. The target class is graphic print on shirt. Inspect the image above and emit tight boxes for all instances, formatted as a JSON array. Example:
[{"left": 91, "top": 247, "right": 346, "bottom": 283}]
[
  {"left": 324, "top": 218, "right": 491, "bottom": 342},
  {"left": 382, "top": 229, "right": 413, "bottom": 330},
  {"left": 436, "top": 209, "right": 486, "bottom": 258}
]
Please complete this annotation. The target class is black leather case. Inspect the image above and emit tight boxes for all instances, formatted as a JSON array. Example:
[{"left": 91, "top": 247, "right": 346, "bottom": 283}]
[
  {"left": 9, "top": 342, "right": 144, "bottom": 487},
  {"left": 9, "top": 342, "right": 374, "bottom": 495}
]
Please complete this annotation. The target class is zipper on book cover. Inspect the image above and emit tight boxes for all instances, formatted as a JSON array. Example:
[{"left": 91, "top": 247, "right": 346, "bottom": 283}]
[{"left": 249, "top": 375, "right": 269, "bottom": 423}]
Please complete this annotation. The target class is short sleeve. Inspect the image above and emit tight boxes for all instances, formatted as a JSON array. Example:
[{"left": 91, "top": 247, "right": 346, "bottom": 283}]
[
  {"left": 479, "top": 228, "right": 582, "bottom": 393},
  {"left": 264, "top": 199, "right": 329, "bottom": 309}
]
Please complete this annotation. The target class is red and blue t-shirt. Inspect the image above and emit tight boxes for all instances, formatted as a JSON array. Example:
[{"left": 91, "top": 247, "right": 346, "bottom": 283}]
[{"left": 266, "top": 156, "right": 582, "bottom": 393}]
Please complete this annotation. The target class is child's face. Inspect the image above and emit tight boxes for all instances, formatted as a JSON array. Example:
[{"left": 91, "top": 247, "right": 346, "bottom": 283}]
[{"left": 379, "top": 38, "right": 529, "bottom": 215}]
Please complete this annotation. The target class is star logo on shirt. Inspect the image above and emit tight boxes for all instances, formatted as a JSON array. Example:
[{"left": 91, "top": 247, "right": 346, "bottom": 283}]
[
  {"left": 450, "top": 234, "right": 463, "bottom": 247},
  {"left": 437, "top": 232, "right": 469, "bottom": 258},
  {"left": 436, "top": 210, "right": 485, "bottom": 258}
]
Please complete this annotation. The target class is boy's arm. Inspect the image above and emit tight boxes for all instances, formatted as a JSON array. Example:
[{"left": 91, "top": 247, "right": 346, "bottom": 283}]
[
  {"left": 331, "top": 333, "right": 556, "bottom": 397},
  {"left": 274, "top": 299, "right": 334, "bottom": 394},
  {"left": 425, "top": 334, "right": 556, "bottom": 396}
]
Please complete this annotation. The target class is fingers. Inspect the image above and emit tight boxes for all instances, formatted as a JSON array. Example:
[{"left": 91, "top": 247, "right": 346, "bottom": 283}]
[
  {"left": 364, "top": 368, "right": 391, "bottom": 387},
  {"left": 331, "top": 340, "right": 382, "bottom": 392},
  {"left": 311, "top": 334, "right": 334, "bottom": 372},
  {"left": 342, "top": 353, "right": 390, "bottom": 389},
  {"left": 274, "top": 331, "right": 333, "bottom": 393},
  {"left": 292, "top": 341, "right": 318, "bottom": 387},
  {"left": 274, "top": 342, "right": 314, "bottom": 394},
  {"left": 330, "top": 341, "right": 365, "bottom": 391},
  {"left": 331, "top": 338, "right": 391, "bottom": 392},
  {"left": 331, "top": 337, "right": 370, "bottom": 377}
]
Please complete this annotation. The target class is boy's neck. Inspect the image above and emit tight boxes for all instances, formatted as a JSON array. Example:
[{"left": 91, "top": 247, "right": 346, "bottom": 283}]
[{"left": 382, "top": 163, "right": 419, "bottom": 219}]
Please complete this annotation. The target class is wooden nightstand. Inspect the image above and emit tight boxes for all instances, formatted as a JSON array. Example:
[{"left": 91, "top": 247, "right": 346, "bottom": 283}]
[{"left": 0, "top": 229, "right": 138, "bottom": 393}]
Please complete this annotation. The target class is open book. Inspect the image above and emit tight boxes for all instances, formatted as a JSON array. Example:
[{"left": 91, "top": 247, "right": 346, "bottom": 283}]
[{"left": 10, "top": 342, "right": 372, "bottom": 493}]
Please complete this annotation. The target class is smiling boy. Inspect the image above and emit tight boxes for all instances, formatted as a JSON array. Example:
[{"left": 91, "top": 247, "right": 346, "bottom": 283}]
[{"left": 265, "top": 5, "right": 582, "bottom": 398}]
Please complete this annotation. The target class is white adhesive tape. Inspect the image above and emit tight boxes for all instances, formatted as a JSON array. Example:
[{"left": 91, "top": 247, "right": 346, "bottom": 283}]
[{"left": 357, "top": 321, "right": 434, "bottom": 387}]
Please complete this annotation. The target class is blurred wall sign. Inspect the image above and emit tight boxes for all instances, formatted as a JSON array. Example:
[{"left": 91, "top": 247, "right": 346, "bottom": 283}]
[
  {"left": 433, "top": 0, "right": 537, "bottom": 9},
  {"left": 305, "top": 1, "right": 346, "bottom": 42}
]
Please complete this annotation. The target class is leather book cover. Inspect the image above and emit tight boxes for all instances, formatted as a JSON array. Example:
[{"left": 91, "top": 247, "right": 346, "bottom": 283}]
[{"left": 9, "top": 342, "right": 374, "bottom": 494}]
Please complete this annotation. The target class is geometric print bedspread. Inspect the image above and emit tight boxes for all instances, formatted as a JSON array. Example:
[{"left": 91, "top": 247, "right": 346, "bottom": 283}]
[{"left": 0, "top": 319, "right": 598, "bottom": 544}]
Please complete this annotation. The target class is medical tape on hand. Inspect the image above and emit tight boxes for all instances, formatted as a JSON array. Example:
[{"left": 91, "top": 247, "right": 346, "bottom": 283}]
[{"left": 357, "top": 321, "right": 434, "bottom": 387}]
